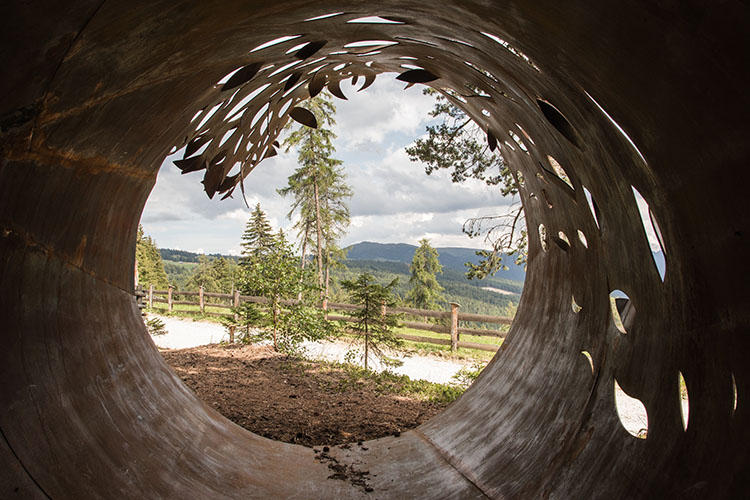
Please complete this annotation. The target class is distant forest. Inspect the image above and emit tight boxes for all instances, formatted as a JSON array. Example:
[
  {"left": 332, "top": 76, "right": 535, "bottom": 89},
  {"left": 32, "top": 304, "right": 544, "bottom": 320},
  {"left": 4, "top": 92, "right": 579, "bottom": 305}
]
[{"left": 160, "top": 247, "right": 524, "bottom": 321}]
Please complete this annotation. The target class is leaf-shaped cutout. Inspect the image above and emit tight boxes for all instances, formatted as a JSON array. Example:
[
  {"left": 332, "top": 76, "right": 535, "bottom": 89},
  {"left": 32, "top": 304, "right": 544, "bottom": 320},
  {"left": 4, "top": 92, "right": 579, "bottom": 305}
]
[
  {"left": 351, "top": 74, "right": 359, "bottom": 86},
  {"left": 263, "top": 146, "right": 278, "bottom": 159},
  {"left": 487, "top": 129, "right": 498, "bottom": 151},
  {"left": 173, "top": 156, "right": 206, "bottom": 174},
  {"left": 359, "top": 74, "right": 376, "bottom": 92},
  {"left": 295, "top": 40, "right": 327, "bottom": 60},
  {"left": 185, "top": 135, "right": 211, "bottom": 157},
  {"left": 217, "top": 174, "right": 238, "bottom": 194},
  {"left": 222, "top": 62, "right": 262, "bottom": 91},
  {"left": 272, "top": 140, "right": 280, "bottom": 148},
  {"left": 289, "top": 107, "right": 318, "bottom": 128},
  {"left": 284, "top": 71, "right": 303, "bottom": 92},
  {"left": 309, "top": 73, "right": 327, "bottom": 98},
  {"left": 396, "top": 68, "right": 439, "bottom": 83},
  {"left": 220, "top": 188, "right": 235, "bottom": 200},
  {"left": 327, "top": 79, "right": 348, "bottom": 100},
  {"left": 202, "top": 164, "right": 225, "bottom": 199}
]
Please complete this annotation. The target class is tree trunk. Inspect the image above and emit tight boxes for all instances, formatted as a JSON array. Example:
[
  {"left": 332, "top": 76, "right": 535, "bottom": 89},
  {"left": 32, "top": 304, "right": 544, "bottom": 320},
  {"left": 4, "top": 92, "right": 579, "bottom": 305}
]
[
  {"left": 298, "top": 227, "right": 309, "bottom": 301},
  {"left": 313, "top": 173, "right": 324, "bottom": 294},
  {"left": 324, "top": 240, "right": 331, "bottom": 301},
  {"left": 364, "top": 322, "right": 369, "bottom": 371},
  {"left": 273, "top": 297, "right": 279, "bottom": 351}
]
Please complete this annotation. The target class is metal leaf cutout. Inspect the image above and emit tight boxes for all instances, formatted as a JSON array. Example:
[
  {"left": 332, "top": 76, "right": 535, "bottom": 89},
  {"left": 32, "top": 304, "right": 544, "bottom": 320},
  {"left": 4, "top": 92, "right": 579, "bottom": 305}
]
[
  {"left": 359, "top": 74, "right": 376, "bottom": 92},
  {"left": 289, "top": 107, "right": 318, "bottom": 128},
  {"left": 295, "top": 40, "right": 327, "bottom": 60},
  {"left": 222, "top": 62, "right": 262, "bottom": 91},
  {"left": 487, "top": 129, "right": 498, "bottom": 151},
  {"left": 284, "top": 71, "right": 303, "bottom": 91},
  {"left": 327, "top": 79, "right": 348, "bottom": 100},
  {"left": 396, "top": 69, "right": 439, "bottom": 83},
  {"left": 173, "top": 156, "right": 206, "bottom": 174},
  {"left": 309, "top": 73, "right": 327, "bottom": 98}
]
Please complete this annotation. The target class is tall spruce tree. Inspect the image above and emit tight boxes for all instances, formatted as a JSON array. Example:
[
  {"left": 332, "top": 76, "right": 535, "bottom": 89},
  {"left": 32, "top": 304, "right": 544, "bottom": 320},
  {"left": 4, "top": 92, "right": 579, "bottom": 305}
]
[
  {"left": 240, "top": 203, "right": 275, "bottom": 264},
  {"left": 280, "top": 91, "right": 352, "bottom": 298},
  {"left": 405, "top": 88, "right": 526, "bottom": 278},
  {"left": 406, "top": 238, "right": 445, "bottom": 310}
]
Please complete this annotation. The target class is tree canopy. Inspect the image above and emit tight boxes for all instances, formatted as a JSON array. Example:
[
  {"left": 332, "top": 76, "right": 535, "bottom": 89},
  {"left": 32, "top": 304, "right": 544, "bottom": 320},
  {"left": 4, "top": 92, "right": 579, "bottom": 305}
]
[
  {"left": 280, "top": 91, "right": 352, "bottom": 299},
  {"left": 135, "top": 225, "right": 169, "bottom": 289},
  {"left": 405, "top": 88, "right": 526, "bottom": 278},
  {"left": 340, "top": 273, "right": 402, "bottom": 371},
  {"left": 406, "top": 238, "right": 445, "bottom": 310}
]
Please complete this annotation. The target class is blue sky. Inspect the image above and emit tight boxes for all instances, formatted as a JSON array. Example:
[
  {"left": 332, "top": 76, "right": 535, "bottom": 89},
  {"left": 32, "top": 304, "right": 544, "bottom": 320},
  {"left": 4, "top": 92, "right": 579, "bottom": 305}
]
[{"left": 140, "top": 76, "right": 517, "bottom": 255}]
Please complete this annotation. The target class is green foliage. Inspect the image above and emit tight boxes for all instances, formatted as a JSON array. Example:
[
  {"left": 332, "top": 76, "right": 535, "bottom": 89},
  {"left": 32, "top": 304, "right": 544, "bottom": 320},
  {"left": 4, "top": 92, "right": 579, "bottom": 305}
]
[
  {"left": 340, "top": 273, "right": 402, "bottom": 371},
  {"left": 406, "top": 238, "right": 445, "bottom": 310},
  {"left": 332, "top": 259, "right": 520, "bottom": 326},
  {"left": 135, "top": 225, "right": 169, "bottom": 288},
  {"left": 222, "top": 302, "right": 264, "bottom": 343},
  {"left": 185, "top": 255, "right": 239, "bottom": 293},
  {"left": 240, "top": 203, "right": 276, "bottom": 263},
  {"left": 451, "top": 362, "right": 487, "bottom": 388},
  {"left": 405, "top": 88, "right": 527, "bottom": 278},
  {"left": 280, "top": 91, "right": 352, "bottom": 296},
  {"left": 239, "top": 230, "right": 334, "bottom": 353},
  {"left": 144, "top": 315, "right": 167, "bottom": 336},
  {"left": 162, "top": 260, "right": 198, "bottom": 289}
]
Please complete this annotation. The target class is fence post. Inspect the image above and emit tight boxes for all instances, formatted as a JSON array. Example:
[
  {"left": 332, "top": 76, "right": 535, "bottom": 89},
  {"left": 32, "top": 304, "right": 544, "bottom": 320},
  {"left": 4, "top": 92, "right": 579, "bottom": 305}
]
[
  {"left": 199, "top": 286, "right": 205, "bottom": 315},
  {"left": 148, "top": 284, "right": 153, "bottom": 309},
  {"left": 167, "top": 286, "right": 173, "bottom": 313},
  {"left": 229, "top": 289, "right": 240, "bottom": 343},
  {"left": 450, "top": 302, "right": 460, "bottom": 351}
]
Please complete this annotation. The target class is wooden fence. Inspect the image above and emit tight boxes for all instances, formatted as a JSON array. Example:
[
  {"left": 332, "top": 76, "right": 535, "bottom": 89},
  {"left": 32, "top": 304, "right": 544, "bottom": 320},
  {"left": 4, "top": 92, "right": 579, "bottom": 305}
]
[{"left": 143, "top": 285, "right": 512, "bottom": 353}]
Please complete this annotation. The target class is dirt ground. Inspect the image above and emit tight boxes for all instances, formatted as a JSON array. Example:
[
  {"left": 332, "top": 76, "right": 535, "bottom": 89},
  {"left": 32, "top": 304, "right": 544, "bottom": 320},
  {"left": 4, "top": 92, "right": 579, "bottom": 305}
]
[{"left": 160, "top": 344, "right": 450, "bottom": 447}]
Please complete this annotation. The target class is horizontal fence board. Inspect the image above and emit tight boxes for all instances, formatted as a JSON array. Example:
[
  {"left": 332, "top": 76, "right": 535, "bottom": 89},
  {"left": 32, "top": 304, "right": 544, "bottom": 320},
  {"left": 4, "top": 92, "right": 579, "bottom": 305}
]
[
  {"left": 172, "top": 300, "right": 198, "bottom": 306},
  {"left": 326, "top": 314, "right": 355, "bottom": 323},
  {"left": 397, "top": 333, "right": 451, "bottom": 346},
  {"left": 326, "top": 302, "right": 360, "bottom": 312},
  {"left": 457, "top": 327, "right": 506, "bottom": 338},
  {"left": 457, "top": 340, "right": 500, "bottom": 352},
  {"left": 152, "top": 298, "right": 168, "bottom": 304},
  {"left": 206, "top": 302, "right": 233, "bottom": 310},
  {"left": 401, "top": 321, "right": 448, "bottom": 334},
  {"left": 205, "top": 292, "right": 233, "bottom": 299},
  {"left": 458, "top": 312, "right": 513, "bottom": 324},
  {"left": 153, "top": 290, "right": 169, "bottom": 294},
  {"left": 390, "top": 306, "right": 448, "bottom": 319}
]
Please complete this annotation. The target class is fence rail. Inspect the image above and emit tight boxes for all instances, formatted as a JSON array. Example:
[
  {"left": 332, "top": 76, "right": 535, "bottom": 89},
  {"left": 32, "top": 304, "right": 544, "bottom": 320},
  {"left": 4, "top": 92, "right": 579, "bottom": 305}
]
[{"left": 142, "top": 285, "right": 512, "bottom": 352}]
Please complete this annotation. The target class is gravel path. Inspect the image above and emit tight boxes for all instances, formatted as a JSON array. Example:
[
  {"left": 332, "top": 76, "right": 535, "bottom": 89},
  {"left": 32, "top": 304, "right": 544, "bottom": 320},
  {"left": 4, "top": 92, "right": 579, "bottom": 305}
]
[
  {"left": 149, "top": 314, "right": 472, "bottom": 384},
  {"left": 148, "top": 314, "right": 687, "bottom": 436}
]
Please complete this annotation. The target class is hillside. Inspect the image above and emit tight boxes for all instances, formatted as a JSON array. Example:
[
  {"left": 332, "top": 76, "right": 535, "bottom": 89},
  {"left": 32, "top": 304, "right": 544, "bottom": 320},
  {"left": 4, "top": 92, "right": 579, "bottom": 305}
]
[
  {"left": 160, "top": 243, "right": 525, "bottom": 320},
  {"left": 344, "top": 241, "right": 526, "bottom": 283}
]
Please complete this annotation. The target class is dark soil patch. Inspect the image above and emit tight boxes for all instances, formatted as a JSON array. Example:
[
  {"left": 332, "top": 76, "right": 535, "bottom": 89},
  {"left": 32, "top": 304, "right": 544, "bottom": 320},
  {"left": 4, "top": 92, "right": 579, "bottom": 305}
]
[{"left": 160, "top": 344, "right": 451, "bottom": 447}]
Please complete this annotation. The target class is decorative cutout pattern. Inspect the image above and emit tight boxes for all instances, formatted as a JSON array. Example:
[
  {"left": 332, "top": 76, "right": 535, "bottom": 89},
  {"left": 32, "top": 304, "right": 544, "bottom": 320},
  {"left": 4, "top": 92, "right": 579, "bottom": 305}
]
[{"left": 615, "top": 379, "right": 648, "bottom": 439}]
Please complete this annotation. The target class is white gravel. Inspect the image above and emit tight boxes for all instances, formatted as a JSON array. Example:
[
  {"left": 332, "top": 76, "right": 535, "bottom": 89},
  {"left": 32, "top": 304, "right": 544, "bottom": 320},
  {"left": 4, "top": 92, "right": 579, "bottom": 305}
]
[{"left": 148, "top": 314, "right": 688, "bottom": 437}]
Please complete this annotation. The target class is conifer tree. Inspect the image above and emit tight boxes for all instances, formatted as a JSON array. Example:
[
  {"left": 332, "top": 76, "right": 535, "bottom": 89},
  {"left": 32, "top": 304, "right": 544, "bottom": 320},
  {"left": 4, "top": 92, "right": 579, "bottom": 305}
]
[
  {"left": 135, "top": 225, "right": 169, "bottom": 288},
  {"left": 406, "top": 238, "right": 445, "bottom": 310},
  {"left": 280, "top": 92, "right": 352, "bottom": 298},
  {"left": 240, "top": 203, "right": 275, "bottom": 264},
  {"left": 340, "top": 273, "right": 402, "bottom": 371}
]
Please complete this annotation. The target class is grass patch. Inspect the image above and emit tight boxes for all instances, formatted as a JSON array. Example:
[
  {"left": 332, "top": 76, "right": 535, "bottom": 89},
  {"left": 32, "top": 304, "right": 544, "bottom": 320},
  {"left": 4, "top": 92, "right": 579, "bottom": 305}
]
[{"left": 281, "top": 357, "right": 465, "bottom": 405}]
